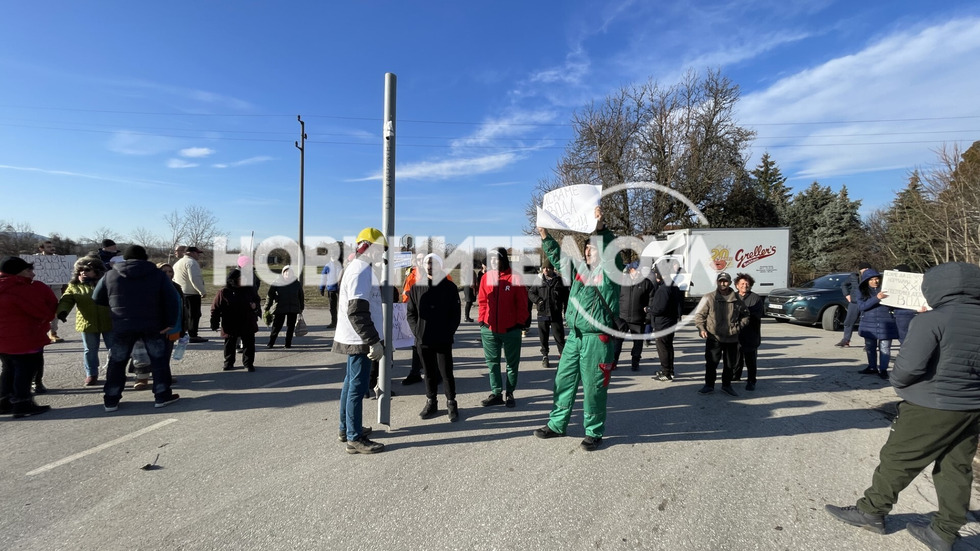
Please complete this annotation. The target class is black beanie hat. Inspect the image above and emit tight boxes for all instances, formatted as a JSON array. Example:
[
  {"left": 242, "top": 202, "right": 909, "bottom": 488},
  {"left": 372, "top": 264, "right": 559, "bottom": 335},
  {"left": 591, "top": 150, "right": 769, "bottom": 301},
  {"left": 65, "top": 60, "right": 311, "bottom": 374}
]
[{"left": 123, "top": 245, "right": 148, "bottom": 261}]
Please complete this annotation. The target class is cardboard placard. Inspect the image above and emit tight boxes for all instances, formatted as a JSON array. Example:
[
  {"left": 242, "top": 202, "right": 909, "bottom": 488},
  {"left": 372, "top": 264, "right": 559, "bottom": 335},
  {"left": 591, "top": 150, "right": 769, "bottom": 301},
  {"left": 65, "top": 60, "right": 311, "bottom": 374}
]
[
  {"left": 21, "top": 254, "right": 76, "bottom": 285},
  {"left": 391, "top": 302, "right": 415, "bottom": 349},
  {"left": 880, "top": 270, "right": 927, "bottom": 309},
  {"left": 536, "top": 184, "right": 601, "bottom": 233}
]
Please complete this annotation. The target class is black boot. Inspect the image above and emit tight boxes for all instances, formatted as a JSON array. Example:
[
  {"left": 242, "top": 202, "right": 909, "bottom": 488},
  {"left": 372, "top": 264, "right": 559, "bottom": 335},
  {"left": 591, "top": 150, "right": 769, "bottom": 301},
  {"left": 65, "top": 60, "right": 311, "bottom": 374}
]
[
  {"left": 12, "top": 400, "right": 51, "bottom": 419},
  {"left": 419, "top": 399, "right": 437, "bottom": 419},
  {"left": 447, "top": 399, "right": 459, "bottom": 422}
]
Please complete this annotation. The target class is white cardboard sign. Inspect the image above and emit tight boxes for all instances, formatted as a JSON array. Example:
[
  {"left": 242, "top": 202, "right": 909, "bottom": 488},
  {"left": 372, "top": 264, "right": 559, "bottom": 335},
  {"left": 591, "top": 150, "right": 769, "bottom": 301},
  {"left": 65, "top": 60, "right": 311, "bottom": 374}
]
[
  {"left": 880, "top": 270, "right": 927, "bottom": 309},
  {"left": 536, "top": 184, "right": 601, "bottom": 233},
  {"left": 21, "top": 254, "right": 76, "bottom": 285},
  {"left": 390, "top": 302, "right": 415, "bottom": 349}
]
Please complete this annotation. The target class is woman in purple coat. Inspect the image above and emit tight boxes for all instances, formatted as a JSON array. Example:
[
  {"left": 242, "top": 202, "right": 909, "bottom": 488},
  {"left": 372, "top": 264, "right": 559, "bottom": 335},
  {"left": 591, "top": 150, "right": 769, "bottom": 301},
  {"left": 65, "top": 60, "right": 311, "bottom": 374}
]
[{"left": 856, "top": 269, "right": 899, "bottom": 379}]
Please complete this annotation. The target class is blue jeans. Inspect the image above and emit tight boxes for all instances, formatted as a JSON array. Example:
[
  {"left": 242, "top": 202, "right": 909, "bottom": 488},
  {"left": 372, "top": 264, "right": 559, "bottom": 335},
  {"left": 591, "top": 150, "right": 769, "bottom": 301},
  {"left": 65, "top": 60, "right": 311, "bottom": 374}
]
[
  {"left": 104, "top": 331, "right": 174, "bottom": 405},
  {"left": 864, "top": 338, "right": 892, "bottom": 373},
  {"left": 339, "top": 354, "right": 371, "bottom": 442},
  {"left": 81, "top": 332, "right": 113, "bottom": 377}
]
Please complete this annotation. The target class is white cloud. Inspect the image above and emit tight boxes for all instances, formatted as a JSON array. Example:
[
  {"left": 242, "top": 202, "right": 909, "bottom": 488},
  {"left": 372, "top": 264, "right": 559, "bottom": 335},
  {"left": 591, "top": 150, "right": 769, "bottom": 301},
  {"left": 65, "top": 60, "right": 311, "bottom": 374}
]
[
  {"left": 450, "top": 110, "right": 558, "bottom": 149},
  {"left": 167, "top": 158, "right": 198, "bottom": 169},
  {"left": 212, "top": 156, "right": 275, "bottom": 169},
  {"left": 0, "top": 163, "right": 183, "bottom": 189},
  {"left": 180, "top": 147, "right": 214, "bottom": 158},
  {"left": 528, "top": 45, "right": 591, "bottom": 86},
  {"left": 353, "top": 152, "right": 520, "bottom": 182},
  {"left": 107, "top": 130, "right": 177, "bottom": 156},
  {"left": 737, "top": 17, "right": 980, "bottom": 180}
]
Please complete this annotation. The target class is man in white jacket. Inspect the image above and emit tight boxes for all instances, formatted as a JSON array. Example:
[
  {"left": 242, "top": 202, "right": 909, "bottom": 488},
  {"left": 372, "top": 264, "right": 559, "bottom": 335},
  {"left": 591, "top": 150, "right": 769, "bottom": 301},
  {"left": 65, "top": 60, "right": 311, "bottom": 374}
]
[
  {"left": 332, "top": 228, "right": 387, "bottom": 454},
  {"left": 173, "top": 246, "right": 207, "bottom": 343}
]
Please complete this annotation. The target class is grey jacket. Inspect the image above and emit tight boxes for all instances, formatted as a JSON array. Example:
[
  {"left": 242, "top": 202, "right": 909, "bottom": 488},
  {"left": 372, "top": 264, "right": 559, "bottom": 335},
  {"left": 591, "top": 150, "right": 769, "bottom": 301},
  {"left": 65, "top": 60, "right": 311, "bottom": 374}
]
[
  {"left": 694, "top": 288, "right": 741, "bottom": 343},
  {"left": 891, "top": 262, "right": 980, "bottom": 410}
]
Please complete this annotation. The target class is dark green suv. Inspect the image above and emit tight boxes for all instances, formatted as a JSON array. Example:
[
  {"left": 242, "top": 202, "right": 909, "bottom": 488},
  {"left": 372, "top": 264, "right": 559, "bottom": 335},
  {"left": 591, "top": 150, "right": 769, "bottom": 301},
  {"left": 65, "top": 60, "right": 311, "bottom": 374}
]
[{"left": 763, "top": 272, "right": 851, "bottom": 331}]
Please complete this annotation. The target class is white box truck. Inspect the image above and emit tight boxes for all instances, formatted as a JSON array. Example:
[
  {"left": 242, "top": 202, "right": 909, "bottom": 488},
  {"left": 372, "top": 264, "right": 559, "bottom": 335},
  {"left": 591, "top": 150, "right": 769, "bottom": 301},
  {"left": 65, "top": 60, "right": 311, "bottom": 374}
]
[{"left": 640, "top": 227, "right": 791, "bottom": 307}]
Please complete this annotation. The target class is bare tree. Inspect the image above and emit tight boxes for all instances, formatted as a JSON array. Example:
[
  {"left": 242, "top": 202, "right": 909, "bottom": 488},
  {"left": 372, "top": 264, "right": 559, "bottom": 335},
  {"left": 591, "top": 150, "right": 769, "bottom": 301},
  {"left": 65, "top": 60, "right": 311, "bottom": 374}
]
[
  {"left": 163, "top": 209, "right": 188, "bottom": 256},
  {"left": 130, "top": 226, "right": 164, "bottom": 257},
  {"left": 526, "top": 68, "right": 755, "bottom": 237},
  {"left": 183, "top": 206, "right": 223, "bottom": 250},
  {"left": 0, "top": 219, "right": 38, "bottom": 255}
]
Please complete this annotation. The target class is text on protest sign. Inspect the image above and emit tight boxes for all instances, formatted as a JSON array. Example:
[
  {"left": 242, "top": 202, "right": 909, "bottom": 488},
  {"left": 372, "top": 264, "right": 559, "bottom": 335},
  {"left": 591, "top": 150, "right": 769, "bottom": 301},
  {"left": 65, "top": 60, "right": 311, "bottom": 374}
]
[
  {"left": 21, "top": 254, "right": 76, "bottom": 285},
  {"left": 880, "top": 270, "right": 928, "bottom": 309},
  {"left": 536, "top": 184, "right": 602, "bottom": 233},
  {"left": 390, "top": 302, "right": 415, "bottom": 349}
]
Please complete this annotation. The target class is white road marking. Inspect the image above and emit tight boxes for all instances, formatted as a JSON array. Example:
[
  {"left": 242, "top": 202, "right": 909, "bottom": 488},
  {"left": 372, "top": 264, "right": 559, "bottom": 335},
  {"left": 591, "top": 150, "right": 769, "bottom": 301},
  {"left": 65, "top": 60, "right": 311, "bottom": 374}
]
[{"left": 26, "top": 418, "right": 178, "bottom": 476}]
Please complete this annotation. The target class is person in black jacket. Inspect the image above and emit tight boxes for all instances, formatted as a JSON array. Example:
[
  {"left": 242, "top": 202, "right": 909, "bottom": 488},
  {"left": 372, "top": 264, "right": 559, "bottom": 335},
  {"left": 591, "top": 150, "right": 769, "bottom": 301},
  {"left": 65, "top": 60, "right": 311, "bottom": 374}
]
[
  {"left": 613, "top": 262, "right": 654, "bottom": 371},
  {"left": 527, "top": 261, "right": 568, "bottom": 369},
  {"left": 211, "top": 269, "right": 261, "bottom": 372},
  {"left": 826, "top": 262, "right": 980, "bottom": 550},
  {"left": 265, "top": 265, "right": 305, "bottom": 349},
  {"left": 648, "top": 261, "right": 683, "bottom": 381},
  {"left": 93, "top": 245, "right": 181, "bottom": 411},
  {"left": 836, "top": 262, "right": 872, "bottom": 347},
  {"left": 732, "top": 273, "right": 763, "bottom": 390},
  {"left": 406, "top": 254, "right": 462, "bottom": 422}
]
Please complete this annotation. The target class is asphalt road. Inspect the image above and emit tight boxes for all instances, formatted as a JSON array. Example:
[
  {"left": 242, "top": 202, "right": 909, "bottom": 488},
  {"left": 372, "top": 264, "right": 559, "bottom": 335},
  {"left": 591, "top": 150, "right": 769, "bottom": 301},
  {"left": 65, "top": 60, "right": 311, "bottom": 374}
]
[{"left": 3, "top": 310, "right": 980, "bottom": 550}]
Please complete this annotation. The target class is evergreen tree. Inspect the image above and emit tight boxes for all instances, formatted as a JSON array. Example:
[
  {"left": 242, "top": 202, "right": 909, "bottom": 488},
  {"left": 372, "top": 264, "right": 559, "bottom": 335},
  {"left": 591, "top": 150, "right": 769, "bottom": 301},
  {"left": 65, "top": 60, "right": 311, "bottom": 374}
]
[
  {"left": 782, "top": 182, "right": 836, "bottom": 270},
  {"left": 811, "top": 187, "right": 864, "bottom": 271},
  {"left": 883, "top": 172, "right": 938, "bottom": 271},
  {"left": 750, "top": 152, "right": 791, "bottom": 224},
  {"left": 703, "top": 171, "right": 779, "bottom": 227}
]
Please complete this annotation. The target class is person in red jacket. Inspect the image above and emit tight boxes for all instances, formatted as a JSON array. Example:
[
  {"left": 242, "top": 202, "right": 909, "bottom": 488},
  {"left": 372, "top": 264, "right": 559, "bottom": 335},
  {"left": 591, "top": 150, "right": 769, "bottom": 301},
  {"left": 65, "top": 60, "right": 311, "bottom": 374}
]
[
  {"left": 0, "top": 256, "right": 57, "bottom": 418},
  {"left": 477, "top": 247, "right": 529, "bottom": 408}
]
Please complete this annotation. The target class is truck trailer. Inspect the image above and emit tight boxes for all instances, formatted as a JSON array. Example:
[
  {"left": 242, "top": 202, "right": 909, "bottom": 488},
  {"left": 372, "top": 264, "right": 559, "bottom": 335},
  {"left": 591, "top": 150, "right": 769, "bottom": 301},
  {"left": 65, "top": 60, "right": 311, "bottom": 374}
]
[{"left": 640, "top": 227, "right": 791, "bottom": 307}]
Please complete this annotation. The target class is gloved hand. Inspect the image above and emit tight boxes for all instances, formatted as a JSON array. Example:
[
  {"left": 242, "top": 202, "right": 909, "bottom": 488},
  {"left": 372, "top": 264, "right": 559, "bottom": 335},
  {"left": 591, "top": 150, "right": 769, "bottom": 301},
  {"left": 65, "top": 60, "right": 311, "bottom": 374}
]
[
  {"left": 57, "top": 311, "right": 68, "bottom": 322},
  {"left": 319, "top": 288, "right": 325, "bottom": 296},
  {"left": 367, "top": 341, "right": 384, "bottom": 361},
  {"left": 210, "top": 324, "right": 219, "bottom": 332}
]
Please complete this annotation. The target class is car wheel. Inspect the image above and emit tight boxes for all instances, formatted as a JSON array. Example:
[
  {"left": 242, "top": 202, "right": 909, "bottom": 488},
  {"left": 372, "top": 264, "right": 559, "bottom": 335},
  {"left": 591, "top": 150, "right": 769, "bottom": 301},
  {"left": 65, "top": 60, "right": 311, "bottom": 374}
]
[{"left": 821, "top": 305, "right": 843, "bottom": 331}]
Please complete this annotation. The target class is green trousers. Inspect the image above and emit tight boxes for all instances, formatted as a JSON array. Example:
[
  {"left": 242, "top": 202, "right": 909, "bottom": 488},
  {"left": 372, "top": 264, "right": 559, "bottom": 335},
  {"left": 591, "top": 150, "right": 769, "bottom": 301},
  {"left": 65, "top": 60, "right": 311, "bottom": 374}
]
[
  {"left": 858, "top": 400, "right": 980, "bottom": 544},
  {"left": 480, "top": 326, "right": 522, "bottom": 395},
  {"left": 547, "top": 332, "right": 614, "bottom": 438}
]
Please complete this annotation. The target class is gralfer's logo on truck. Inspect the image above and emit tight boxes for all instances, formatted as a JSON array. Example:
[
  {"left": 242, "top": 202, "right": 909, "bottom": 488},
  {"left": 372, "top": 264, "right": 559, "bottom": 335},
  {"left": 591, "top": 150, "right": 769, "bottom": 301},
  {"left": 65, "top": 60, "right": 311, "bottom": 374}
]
[{"left": 735, "top": 245, "right": 778, "bottom": 269}]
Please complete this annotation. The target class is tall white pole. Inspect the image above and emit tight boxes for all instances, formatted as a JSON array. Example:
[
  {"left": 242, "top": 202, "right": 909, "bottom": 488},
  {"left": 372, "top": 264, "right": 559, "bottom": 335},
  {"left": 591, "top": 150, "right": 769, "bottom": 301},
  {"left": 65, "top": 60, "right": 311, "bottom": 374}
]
[{"left": 379, "top": 73, "right": 396, "bottom": 424}]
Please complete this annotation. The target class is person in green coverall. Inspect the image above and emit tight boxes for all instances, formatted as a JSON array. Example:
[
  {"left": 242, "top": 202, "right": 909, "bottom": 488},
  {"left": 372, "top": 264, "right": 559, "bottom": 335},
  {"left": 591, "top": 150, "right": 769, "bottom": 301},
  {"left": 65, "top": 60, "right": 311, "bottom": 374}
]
[{"left": 533, "top": 206, "right": 623, "bottom": 451}]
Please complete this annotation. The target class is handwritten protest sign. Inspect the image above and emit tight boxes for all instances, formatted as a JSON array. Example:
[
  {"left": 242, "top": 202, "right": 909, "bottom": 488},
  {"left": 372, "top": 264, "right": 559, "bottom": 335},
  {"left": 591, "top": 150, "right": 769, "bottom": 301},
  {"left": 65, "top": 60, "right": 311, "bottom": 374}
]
[
  {"left": 390, "top": 302, "right": 415, "bottom": 349},
  {"left": 880, "top": 270, "right": 928, "bottom": 309},
  {"left": 536, "top": 184, "right": 602, "bottom": 233},
  {"left": 393, "top": 252, "right": 414, "bottom": 268},
  {"left": 21, "top": 254, "right": 76, "bottom": 285}
]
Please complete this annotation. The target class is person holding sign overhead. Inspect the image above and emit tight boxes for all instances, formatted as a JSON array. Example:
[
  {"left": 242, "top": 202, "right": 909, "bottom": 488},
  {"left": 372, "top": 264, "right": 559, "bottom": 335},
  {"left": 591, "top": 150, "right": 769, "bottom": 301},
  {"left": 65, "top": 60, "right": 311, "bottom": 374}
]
[{"left": 533, "top": 206, "right": 623, "bottom": 452}]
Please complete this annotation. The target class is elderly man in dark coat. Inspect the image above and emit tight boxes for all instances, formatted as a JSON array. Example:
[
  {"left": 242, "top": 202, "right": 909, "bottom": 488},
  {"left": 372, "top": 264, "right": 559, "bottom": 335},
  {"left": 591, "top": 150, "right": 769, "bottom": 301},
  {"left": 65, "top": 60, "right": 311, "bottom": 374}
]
[{"left": 826, "top": 262, "right": 980, "bottom": 551}]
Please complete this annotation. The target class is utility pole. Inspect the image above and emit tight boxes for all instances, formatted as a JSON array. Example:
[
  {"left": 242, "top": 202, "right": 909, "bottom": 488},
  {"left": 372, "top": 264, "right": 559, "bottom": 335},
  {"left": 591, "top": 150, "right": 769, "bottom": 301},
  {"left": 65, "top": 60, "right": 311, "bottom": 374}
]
[
  {"left": 378, "top": 73, "right": 396, "bottom": 425},
  {"left": 295, "top": 115, "right": 307, "bottom": 284}
]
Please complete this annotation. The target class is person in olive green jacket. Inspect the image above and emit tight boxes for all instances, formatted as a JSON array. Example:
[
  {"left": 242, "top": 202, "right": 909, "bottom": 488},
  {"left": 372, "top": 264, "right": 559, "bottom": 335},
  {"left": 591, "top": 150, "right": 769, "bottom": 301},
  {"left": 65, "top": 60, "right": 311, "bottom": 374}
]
[
  {"left": 57, "top": 256, "right": 113, "bottom": 386},
  {"left": 533, "top": 207, "right": 623, "bottom": 452}
]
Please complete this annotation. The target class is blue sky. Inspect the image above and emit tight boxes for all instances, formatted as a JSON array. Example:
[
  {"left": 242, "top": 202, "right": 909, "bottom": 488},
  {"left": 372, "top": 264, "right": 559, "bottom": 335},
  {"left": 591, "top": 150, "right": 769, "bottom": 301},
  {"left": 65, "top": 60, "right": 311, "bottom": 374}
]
[{"left": 2, "top": 1, "right": 979, "bottom": 250}]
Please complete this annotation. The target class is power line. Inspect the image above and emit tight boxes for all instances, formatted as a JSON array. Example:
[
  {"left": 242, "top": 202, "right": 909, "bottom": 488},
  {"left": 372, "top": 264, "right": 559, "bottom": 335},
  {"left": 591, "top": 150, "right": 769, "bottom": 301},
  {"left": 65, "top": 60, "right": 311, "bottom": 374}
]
[{"left": 4, "top": 104, "right": 980, "bottom": 127}]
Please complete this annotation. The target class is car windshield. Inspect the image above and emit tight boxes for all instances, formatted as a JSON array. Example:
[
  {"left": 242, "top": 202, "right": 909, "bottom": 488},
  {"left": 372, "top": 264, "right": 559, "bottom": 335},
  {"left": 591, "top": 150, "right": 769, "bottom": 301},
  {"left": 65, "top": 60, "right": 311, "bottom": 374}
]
[{"left": 800, "top": 274, "right": 847, "bottom": 289}]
